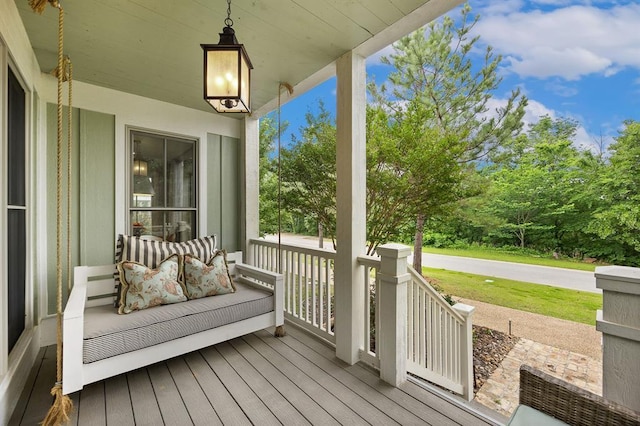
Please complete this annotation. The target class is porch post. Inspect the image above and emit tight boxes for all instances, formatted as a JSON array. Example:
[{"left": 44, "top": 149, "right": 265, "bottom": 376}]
[
  {"left": 596, "top": 265, "right": 640, "bottom": 412},
  {"left": 242, "top": 116, "right": 260, "bottom": 263},
  {"left": 377, "top": 243, "right": 411, "bottom": 386},
  {"left": 452, "top": 302, "right": 475, "bottom": 401},
  {"left": 335, "top": 50, "right": 366, "bottom": 364}
]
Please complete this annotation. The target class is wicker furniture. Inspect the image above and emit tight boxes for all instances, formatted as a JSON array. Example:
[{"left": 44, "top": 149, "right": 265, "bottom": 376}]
[{"left": 514, "top": 364, "right": 640, "bottom": 426}]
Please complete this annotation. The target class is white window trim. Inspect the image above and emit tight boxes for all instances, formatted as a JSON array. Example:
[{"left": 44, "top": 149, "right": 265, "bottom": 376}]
[
  {"left": 1, "top": 50, "right": 35, "bottom": 378},
  {"left": 125, "top": 126, "right": 200, "bottom": 239}
]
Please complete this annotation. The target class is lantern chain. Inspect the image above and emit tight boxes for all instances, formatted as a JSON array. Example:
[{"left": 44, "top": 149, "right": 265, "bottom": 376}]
[{"left": 224, "top": 0, "right": 233, "bottom": 28}]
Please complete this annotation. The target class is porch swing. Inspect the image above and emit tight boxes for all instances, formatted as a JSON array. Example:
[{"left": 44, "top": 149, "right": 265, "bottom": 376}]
[{"left": 29, "top": 1, "right": 285, "bottom": 416}]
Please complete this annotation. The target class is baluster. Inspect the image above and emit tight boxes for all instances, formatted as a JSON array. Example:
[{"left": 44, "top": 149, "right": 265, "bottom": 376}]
[
  {"left": 326, "top": 258, "right": 332, "bottom": 336},
  {"left": 311, "top": 255, "right": 317, "bottom": 327},
  {"left": 296, "top": 251, "right": 302, "bottom": 319},
  {"left": 305, "top": 253, "right": 310, "bottom": 323},
  {"left": 363, "top": 266, "right": 370, "bottom": 353}
]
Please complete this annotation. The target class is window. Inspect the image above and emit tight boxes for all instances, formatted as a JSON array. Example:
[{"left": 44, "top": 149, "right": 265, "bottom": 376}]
[
  {"left": 129, "top": 130, "right": 197, "bottom": 242},
  {"left": 7, "top": 67, "right": 27, "bottom": 354}
]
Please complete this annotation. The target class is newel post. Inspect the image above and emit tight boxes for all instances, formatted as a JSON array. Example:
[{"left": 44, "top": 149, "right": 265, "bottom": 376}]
[
  {"left": 596, "top": 265, "right": 640, "bottom": 412},
  {"left": 377, "top": 243, "right": 411, "bottom": 386},
  {"left": 452, "top": 303, "right": 475, "bottom": 401}
]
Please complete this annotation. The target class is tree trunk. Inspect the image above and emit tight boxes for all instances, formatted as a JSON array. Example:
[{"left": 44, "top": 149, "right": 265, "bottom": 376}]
[{"left": 413, "top": 214, "right": 425, "bottom": 271}]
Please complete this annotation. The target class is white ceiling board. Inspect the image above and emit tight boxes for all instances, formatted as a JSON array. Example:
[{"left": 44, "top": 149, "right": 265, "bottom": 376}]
[{"left": 15, "top": 0, "right": 462, "bottom": 117}]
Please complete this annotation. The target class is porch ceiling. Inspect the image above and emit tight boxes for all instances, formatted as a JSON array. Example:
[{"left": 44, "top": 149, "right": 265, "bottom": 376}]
[{"left": 15, "top": 0, "right": 458, "bottom": 117}]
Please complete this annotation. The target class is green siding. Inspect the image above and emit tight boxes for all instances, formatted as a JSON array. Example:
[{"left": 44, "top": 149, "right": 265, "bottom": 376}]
[
  {"left": 207, "top": 133, "right": 222, "bottom": 243},
  {"left": 206, "top": 133, "right": 241, "bottom": 252},
  {"left": 46, "top": 104, "right": 115, "bottom": 314}
]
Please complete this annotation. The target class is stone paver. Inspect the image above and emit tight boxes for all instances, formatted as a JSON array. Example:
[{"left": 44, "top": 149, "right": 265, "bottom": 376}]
[{"left": 474, "top": 338, "right": 603, "bottom": 418}]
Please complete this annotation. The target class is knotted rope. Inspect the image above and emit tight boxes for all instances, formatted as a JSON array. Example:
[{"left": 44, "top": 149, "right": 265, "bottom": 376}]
[{"left": 30, "top": 1, "right": 74, "bottom": 424}]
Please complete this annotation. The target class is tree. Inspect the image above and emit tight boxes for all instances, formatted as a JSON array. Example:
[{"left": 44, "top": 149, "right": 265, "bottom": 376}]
[
  {"left": 481, "top": 117, "right": 588, "bottom": 251},
  {"left": 369, "top": 3, "right": 527, "bottom": 269},
  {"left": 365, "top": 101, "right": 470, "bottom": 254},
  {"left": 587, "top": 120, "right": 640, "bottom": 265},
  {"left": 279, "top": 102, "right": 337, "bottom": 246},
  {"left": 259, "top": 115, "right": 290, "bottom": 236}
]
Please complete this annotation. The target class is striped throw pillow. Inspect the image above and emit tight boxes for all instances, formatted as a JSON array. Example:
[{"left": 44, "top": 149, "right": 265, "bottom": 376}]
[{"left": 113, "top": 234, "right": 217, "bottom": 306}]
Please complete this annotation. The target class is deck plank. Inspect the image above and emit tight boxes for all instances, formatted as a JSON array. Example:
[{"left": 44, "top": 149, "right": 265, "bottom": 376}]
[
  {"left": 18, "top": 345, "right": 57, "bottom": 426},
  {"left": 104, "top": 374, "right": 134, "bottom": 425},
  {"left": 77, "top": 382, "right": 106, "bottom": 425},
  {"left": 400, "top": 380, "right": 496, "bottom": 425},
  {"left": 279, "top": 327, "right": 454, "bottom": 425},
  {"left": 127, "top": 368, "right": 164, "bottom": 425},
  {"left": 286, "top": 326, "right": 490, "bottom": 425},
  {"left": 8, "top": 347, "right": 45, "bottom": 425},
  {"left": 245, "top": 333, "right": 372, "bottom": 425},
  {"left": 199, "top": 346, "right": 281, "bottom": 426},
  {"left": 183, "top": 351, "right": 249, "bottom": 426},
  {"left": 166, "top": 357, "right": 221, "bottom": 426},
  {"left": 147, "top": 362, "right": 193, "bottom": 425},
  {"left": 217, "top": 340, "right": 311, "bottom": 425},
  {"left": 13, "top": 333, "right": 494, "bottom": 426},
  {"left": 68, "top": 389, "right": 80, "bottom": 425},
  {"left": 231, "top": 337, "right": 338, "bottom": 425},
  {"left": 256, "top": 329, "right": 422, "bottom": 425}
]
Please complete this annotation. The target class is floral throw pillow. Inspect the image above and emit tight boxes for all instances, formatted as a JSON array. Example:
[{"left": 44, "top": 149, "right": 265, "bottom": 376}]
[
  {"left": 117, "top": 254, "right": 186, "bottom": 314},
  {"left": 183, "top": 251, "right": 236, "bottom": 299}
]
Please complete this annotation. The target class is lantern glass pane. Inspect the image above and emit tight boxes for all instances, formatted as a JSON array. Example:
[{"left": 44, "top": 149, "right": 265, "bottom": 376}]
[
  {"left": 240, "top": 54, "right": 250, "bottom": 108},
  {"left": 206, "top": 49, "right": 240, "bottom": 98}
]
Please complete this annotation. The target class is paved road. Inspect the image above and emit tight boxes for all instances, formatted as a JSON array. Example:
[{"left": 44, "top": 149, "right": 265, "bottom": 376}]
[
  {"left": 268, "top": 234, "right": 600, "bottom": 294},
  {"left": 417, "top": 252, "right": 599, "bottom": 293}
]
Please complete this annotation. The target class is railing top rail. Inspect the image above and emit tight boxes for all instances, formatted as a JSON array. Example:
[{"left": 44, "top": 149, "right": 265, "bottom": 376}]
[
  {"left": 408, "top": 265, "right": 465, "bottom": 322},
  {"left": 357, "top": 254, "right": 380, "bottom": 269},
  {"left": 250, "top": 238, "right": 337, "bottom": 259}
]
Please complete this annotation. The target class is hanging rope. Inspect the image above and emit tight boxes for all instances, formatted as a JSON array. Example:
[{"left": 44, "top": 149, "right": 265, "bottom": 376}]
[
  {"left": 29, "top": 0, "right": 74, "bottom": 424},
  {"left": 276, "top": 82, "right": 293, "bottom": 274},
  {"left": 66, "top": 58, "right": 73, "bottom": 295},
  {"left": 274, "top": 82, "right": 292, "bottom": 339}
]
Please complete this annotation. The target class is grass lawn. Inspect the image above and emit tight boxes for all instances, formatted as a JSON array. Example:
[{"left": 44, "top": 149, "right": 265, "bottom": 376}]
[
  {"left": 424, "top": 267, "right": 602, "bottom": 325},
  {"left": 422, "top": 246, "right": 598, "bottom": 272}
]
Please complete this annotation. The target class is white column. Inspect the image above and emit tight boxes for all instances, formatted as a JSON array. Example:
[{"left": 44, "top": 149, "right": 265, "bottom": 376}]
[
  {"left": 453, "top": 302, "right": 475, "bottom": 401},
  {"left": 596, "top": 265, "right": 640, "bottom": 412},
  {"left": 377, "top": 243, "right": 411, "bottom": 386},
  {"left": 242, "top": 116, "right": 260, "bottom": 263},
  {"left": 334, "top": 50, "right": 366, "bottom": 364}
]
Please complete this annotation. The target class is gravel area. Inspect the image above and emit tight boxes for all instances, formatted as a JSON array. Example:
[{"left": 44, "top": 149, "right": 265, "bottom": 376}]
[
  {"left": 473, "top": 325, "right": 518, "bottom": 392},
  {"left": 459, "top": 298, "right": 602, "bottom": 360}
]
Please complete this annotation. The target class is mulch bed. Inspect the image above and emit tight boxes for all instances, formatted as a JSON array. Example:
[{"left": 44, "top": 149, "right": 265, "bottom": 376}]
[{"left": 473, "top": 325, "right": 519, "bottom": 392}]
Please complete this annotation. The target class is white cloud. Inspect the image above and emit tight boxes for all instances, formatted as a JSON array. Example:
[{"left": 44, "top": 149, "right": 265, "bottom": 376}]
[
  {"left": 482, "top": 96, "right": 609, "bottom": 151},
  {"left": 472, "top": 3, "right": 640, "bottom": 80},
  {"left": 471, "top": 0, "right": 526, "bottom": 16},
  {"left": 521, "top": 98, "right": 556, "bottom": 127}
]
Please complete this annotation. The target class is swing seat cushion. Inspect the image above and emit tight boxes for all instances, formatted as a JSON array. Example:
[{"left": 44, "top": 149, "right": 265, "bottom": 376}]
[{"left": 82, "top": 280, "right": 273, "bottom": 363}]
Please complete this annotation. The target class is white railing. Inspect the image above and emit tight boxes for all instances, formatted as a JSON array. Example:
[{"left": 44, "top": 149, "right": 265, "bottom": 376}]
[
  {"left": 357, "top": 255, "right": 380, "bottom": 369},
  {"left": 250, "top": 238, "right": 473, "bottom": 400},
  {"left": 406, "top": 265, "right": 475, "bottom": 400},
  {"left": 358, "top": 249, "right": 474, "bottom": 400},
  {"left": 250, "top": 238, "right": 336, "bottom": 344}
]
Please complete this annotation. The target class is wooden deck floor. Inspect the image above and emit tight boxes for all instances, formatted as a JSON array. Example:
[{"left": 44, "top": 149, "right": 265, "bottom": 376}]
[{"left": 11, "top": 326, "right": 500, "bottom": 425}]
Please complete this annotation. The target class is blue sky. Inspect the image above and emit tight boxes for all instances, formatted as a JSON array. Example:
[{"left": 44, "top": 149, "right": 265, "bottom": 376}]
[{"left": 274, "top": 0, "right": 640, "bottom": 153}]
